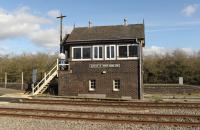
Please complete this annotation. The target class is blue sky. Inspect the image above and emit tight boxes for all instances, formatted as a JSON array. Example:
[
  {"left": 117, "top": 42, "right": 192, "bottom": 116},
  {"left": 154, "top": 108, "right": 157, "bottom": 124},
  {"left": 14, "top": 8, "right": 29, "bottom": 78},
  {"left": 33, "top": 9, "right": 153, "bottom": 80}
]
[{"left": 0, "top": 0, "right": 200, "bottom": 55}]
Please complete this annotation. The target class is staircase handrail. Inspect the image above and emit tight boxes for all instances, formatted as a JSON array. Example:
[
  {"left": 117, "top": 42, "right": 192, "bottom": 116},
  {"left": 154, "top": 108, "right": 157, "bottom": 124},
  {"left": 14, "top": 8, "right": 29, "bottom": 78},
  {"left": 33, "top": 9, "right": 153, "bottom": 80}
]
[
  {"left": 33, "top": 63, "right": 58, "bottom": 92},
  {"left": 44, "top": 59, "right": 58, "bottom": 73}
]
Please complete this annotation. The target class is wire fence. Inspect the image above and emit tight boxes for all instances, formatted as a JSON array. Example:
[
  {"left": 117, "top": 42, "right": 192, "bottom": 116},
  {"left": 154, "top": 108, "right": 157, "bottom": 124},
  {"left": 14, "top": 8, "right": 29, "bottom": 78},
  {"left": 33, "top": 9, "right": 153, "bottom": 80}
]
[{"left": 0, "top": 72, "right": 25, "bottom": 90}]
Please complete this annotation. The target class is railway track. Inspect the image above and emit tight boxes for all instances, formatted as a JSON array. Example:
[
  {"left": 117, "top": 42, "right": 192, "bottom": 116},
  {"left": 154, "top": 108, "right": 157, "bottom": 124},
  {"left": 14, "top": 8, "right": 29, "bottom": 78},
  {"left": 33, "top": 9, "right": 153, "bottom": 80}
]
[
  {"left": 0, "top": 107, "right": 199, "bottom": 127},
  {"left": 18, "top": 99, "right": 200, "bottom": 108}
]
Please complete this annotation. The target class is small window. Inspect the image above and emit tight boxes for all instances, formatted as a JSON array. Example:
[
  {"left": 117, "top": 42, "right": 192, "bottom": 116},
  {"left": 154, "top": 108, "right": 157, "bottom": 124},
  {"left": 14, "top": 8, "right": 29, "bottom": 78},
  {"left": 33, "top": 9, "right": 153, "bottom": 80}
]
[
  {"left": 93, "top": 46, "right": 103, "bottom": 60},
  {"left": 89, "top": 80, "right": 96, "bottom": 91},
  {"left": 129, "top": 45, "right": 138, "bottom": 57},
  {"left": 83, "top": 47, "right": 91, "bottom": 59},
  {"left": 113, "top": 80, "right": 120, "bottom": 91},
  {"left": 99, "top": 47, "right": 103, "bottom": 58},
  {"left": 105, "top": 45, "right": 116, "bottom": 60},
  {"left": 117, "top": 44, "right": 139, "bottom": 59},
  {"left": 73, "top": 48, "right": 81, "bottom": 59},
  {"left": 94, "top": 47, "right": 98, "bottom": 58},
  {"left": 106, "top": 46, "right": 110, "bottom": 58},
  {"left": 118, "top": 45, "right": 128, "bottom": 58},
  {"left": 111, "top": 46, "right": 115, "bottom": 58},
  {"left": 72, "top": 46, "right": 91, "bottom": 60}
]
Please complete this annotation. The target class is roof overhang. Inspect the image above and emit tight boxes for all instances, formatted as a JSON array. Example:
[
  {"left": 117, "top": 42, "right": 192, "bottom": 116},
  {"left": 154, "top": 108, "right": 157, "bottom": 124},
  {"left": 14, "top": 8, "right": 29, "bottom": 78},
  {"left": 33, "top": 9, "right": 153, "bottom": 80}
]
[{"left": 64, "top": 38, "right": 145, "bottom": 47}]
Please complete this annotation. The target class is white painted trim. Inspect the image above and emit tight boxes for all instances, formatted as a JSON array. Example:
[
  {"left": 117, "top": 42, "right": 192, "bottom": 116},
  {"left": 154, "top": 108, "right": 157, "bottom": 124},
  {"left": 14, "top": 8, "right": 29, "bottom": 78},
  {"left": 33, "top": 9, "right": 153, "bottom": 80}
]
[
  {"left": 117, "top": 57, "right": 139, "bottom": 60},
  {"left": 71, "top": 46, "right": 81, "bottom": 60},
  {"left": 117, "top": 44, "right": 139, "bottom": 60},
  {"left": 117, "top": 45, "right": 128, "bottom": 59},
  {"left": 105, "top": 45, "right": 116, "bottom": 60},
  {"left": 89, "top": 80, "right": 96, "bottom": 91},
  {"left": 93, "top": 45, "right": 103, "bottom": 60},
  {"left": 113, "top": 80, "right": 120, "bottom": 91},
  {"left": 71, "top": 46, "right": 92, "bottom": 61},
  {"left": 71, "top": 44, "right": 139, "bottom": 61},
  {"left": 72, "top": 59, "right": 92, "bottom": 61}
]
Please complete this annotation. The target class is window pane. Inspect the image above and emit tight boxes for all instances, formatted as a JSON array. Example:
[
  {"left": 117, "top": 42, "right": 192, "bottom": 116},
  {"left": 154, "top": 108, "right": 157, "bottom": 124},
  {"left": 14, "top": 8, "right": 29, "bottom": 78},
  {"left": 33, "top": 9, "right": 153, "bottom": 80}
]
[
  {"left": 73, "top": 48, "right": 81, "bottom": 59},
  {"left": 99, "top": 47, "right": 103, "bottom": 58},
  {"left": 118, "top": 46, "right": 127, "bottom": 58},
  {"left": 90, "top": 80, "right": 96, "bottom": 89},
  {"left": 129, "top": 45, "right": 138, "bottom": 57},
  {"left": 94, "top": 47, "right": 98, "bottom": 58},
  {"left": 111, "top": 46, "right": 114, "bottom": 58},
  {"left": 106, "top": 46, "right": 110, "bottom": 58},
  {"left": 83, "top": 47, "right": 91, "bottom": 59},
  {"left": 113, "top": 80, "right": 120, "bottom": 91}
]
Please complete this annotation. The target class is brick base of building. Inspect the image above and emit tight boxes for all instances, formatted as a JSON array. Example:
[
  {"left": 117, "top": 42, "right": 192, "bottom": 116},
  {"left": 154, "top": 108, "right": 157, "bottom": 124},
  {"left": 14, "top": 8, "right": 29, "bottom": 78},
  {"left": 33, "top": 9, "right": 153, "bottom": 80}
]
[{"left": 58, "top": 60, "right": 141, "bottom": 99}]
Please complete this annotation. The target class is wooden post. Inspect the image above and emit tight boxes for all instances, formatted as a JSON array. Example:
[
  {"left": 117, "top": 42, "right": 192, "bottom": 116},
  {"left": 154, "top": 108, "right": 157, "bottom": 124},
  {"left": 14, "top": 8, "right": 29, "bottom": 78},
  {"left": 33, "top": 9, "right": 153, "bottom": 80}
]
[
  {"left": 57, "top": 14, "right": 66, "bottom": 53},
  {"left": 21, "top": 72, "right": 24, "bottom": 90},
  {"left": 44, "top": 72, "right": 47, "bottom": 82},
  {"left": 57, "top": 59, "right": 59, "bottom": 70},
  {"left": 5, "top": 72, "right": 7, "bottom": 88}
]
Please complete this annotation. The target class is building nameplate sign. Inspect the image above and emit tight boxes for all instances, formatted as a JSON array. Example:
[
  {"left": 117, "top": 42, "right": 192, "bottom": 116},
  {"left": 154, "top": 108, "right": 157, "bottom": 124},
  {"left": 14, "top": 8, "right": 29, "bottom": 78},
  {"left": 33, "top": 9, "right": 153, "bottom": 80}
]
[{"left": 89, "top": 64, "right": 120, "bottom": 68}]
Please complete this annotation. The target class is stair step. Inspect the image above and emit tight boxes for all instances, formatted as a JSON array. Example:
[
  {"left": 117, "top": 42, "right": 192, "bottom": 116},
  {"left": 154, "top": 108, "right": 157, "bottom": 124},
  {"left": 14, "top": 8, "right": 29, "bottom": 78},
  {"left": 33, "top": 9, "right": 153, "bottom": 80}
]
[{"left": 32, "top": 67, "right": 58, "bottom": 95}]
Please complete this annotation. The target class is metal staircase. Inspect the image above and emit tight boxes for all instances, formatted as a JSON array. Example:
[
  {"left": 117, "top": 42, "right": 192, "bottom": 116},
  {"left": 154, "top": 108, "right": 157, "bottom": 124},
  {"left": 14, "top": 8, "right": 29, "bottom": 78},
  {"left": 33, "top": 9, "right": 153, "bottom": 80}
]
[{"left": 32, "top": 61, "right": 58, "bottom": 95}]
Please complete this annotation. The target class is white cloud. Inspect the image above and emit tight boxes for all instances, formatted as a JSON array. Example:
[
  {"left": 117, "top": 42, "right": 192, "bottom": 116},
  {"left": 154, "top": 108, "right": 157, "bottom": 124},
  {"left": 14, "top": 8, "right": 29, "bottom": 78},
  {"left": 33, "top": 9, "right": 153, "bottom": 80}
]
[
  {"left": 143, "top": 46, "right": 195, "bottom": 56},
  {"left": 28, "top": 26, "right": 73, "bottom": 47},
  {"left": 182, "top": 4, "right": 198, "bottom": 16},
  {"left": 0, "top": 7, "right": 51, "bottom": 39},
  {"left": 29, "top": 28, "right": 59, "bottom": 47},
  {"left": 47, "top": 10, "right": 61, "bottom": 18},
  {"left": 0, "top": 7, "right": 73, "bottom": 48},
  {"left": 144, "top": 46, "right": 171, "bottom": 56},
  {"left": 178, "top": 48, "right": 194, "bottom": 55}
]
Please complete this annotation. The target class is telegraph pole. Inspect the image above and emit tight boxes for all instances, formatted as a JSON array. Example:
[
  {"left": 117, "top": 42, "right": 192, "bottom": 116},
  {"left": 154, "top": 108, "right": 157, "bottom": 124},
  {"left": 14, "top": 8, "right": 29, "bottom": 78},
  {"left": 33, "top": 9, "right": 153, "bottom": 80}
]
[{"left": 57, "top": 14, "right": 66, "bottom": 53}]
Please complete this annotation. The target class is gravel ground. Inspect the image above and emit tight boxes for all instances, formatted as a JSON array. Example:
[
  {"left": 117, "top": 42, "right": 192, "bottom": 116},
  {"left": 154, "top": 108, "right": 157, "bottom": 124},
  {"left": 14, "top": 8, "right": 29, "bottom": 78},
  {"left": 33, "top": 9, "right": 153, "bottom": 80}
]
[
  {"left": 0, "top": 116, "right": 199, "bottom": 130},
  {"left": 0, "top": 103, "right": 199, "bottom": 115},
  {"left": 0, "top": 102, "right": 200, "bottom": 130},
  {"left": 0, "top": 88, "right": 24, "bottom": 94}
]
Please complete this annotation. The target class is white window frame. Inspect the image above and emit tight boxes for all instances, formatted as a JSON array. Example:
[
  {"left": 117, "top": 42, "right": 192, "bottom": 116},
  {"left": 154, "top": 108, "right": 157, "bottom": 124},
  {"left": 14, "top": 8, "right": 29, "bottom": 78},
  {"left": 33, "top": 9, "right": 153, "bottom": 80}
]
[
  {"left": 105, "top": 45, "right": 116, "bottom": 60},
  {"left": 89, "top": 80, "right": 96, "bottom": 91},
  {"left": 72, "top": 46, "right": 82, "bottom": 60},
  {"left": 93, "top": 45, "right": 103, "bottom": 60},
  {"left": 113, "top": 80, "right": 120, "bottom": 91},
  {"left": 72, "top": 46, "right": 92, "bottom": 61},
  {"left": 117, "top": 44, "right": 139, "bottom": 60}
]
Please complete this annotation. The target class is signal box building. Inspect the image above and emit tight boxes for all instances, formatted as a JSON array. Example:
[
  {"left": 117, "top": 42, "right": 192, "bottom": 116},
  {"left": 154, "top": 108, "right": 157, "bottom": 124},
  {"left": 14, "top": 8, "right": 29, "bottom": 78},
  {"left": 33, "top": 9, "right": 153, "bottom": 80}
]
[{"left": 58, "top": 22, "right": 145, "bottom": 99}]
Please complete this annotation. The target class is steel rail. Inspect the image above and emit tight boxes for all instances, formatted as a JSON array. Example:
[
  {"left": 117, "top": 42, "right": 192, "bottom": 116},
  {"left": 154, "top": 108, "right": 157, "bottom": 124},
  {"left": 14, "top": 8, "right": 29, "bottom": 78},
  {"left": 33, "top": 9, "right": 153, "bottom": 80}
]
[
  {"left": 0, "top": 107, "right": 199, "bottom": 127},
  {"left": 21, "top": 99, "right": 200, "bottom": 105},
  {"left": 0, "top": 107, "right": 199, "bottom": 118},
  {"left": 19, "top": 99, "right": 200, "bottom": 108}
]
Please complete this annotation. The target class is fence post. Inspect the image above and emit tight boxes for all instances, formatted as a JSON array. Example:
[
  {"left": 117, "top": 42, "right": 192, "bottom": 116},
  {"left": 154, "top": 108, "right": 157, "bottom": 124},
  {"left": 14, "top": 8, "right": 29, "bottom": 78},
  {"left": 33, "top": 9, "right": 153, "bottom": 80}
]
[
  {"left": 21, "top": 72, "right": 24, "bottom": 90},
  {"left": 5, "top": 72, "right": 7, "bottom": 88}
]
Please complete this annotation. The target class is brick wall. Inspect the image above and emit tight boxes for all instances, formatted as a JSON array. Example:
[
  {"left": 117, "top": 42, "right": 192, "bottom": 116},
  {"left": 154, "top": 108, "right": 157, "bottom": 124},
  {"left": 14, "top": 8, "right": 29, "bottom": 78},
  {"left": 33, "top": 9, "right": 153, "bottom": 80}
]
[{"left": 58, "top": 60, "right": 140, "bottom": 99}]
